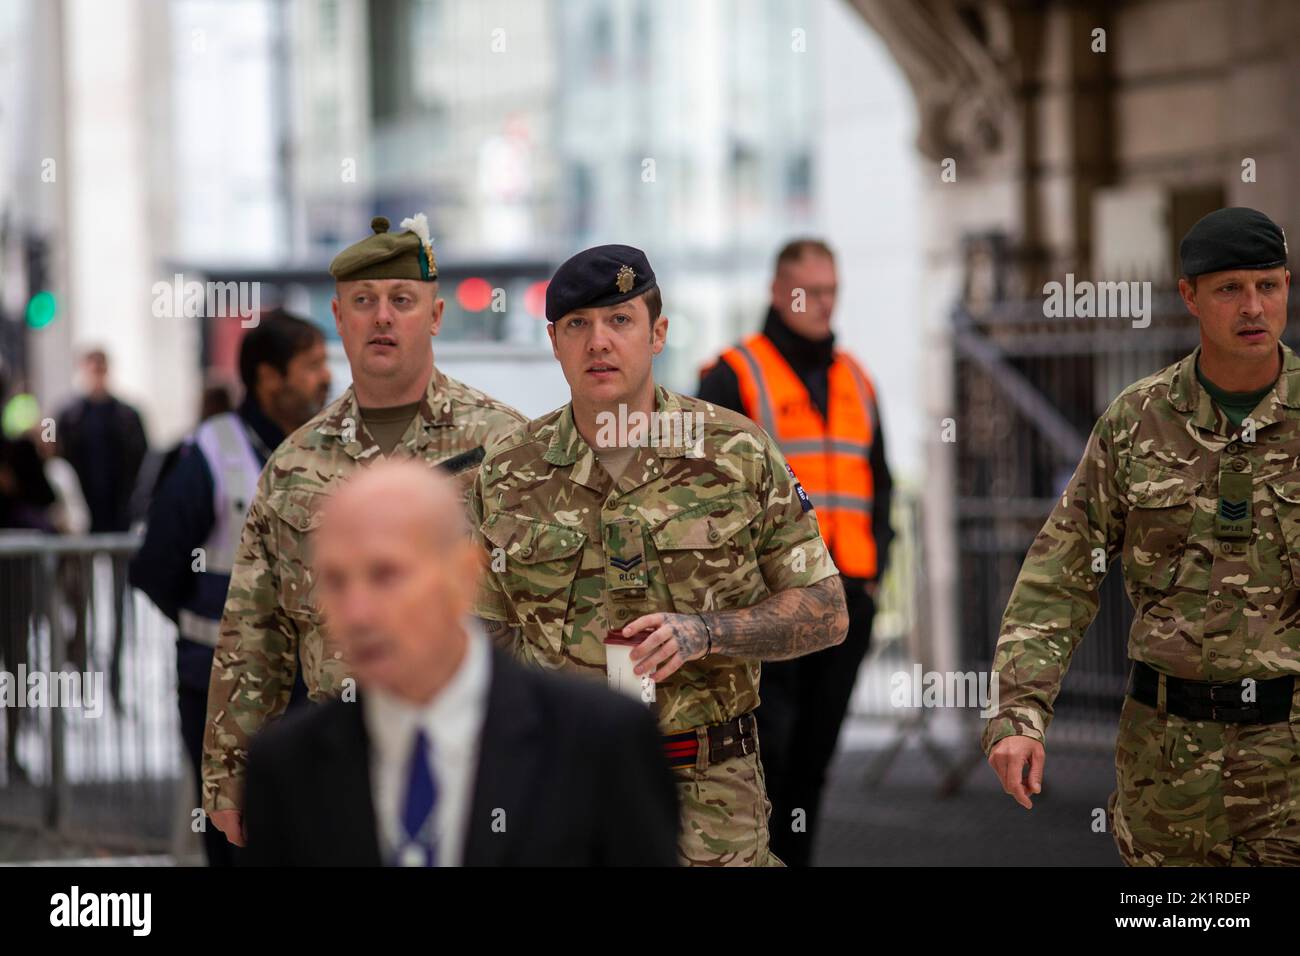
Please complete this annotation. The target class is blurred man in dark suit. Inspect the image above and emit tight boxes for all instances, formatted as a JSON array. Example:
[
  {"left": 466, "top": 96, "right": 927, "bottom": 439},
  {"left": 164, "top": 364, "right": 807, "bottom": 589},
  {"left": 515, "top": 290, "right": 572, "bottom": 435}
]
[
  {"left": 57, "top": 349, "right": 148, "bottom": 534},
  {"left": 241, "top": 461, "right": 679, "bottom": 866},
  {"left": 57, "top": 348, "right": 149, "bottom": 706}
]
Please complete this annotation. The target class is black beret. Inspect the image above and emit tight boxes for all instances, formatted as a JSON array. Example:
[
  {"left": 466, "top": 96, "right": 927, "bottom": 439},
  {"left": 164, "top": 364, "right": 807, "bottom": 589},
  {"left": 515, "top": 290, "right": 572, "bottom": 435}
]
[
  {"left": 1179, "top": 206, "right": 1288, "bottom": 278},
  {"left": 545, "top": 244, "right": 656, "bottom": 322}
]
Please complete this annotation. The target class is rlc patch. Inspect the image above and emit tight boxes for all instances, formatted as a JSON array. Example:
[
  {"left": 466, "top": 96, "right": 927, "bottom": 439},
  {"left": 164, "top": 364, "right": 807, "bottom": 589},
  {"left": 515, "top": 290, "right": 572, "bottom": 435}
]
[{"left": 786, "top": 463, "right": 814, "bottom": 512}]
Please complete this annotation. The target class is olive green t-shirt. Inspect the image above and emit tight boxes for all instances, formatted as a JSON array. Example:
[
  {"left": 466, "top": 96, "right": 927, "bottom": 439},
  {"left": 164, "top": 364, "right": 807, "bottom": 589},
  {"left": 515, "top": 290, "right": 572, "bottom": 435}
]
[
  {"left": 594, "top": 444, "right": 639, "bottom": 483},
  {"left": 359, "top": 401, "right": 421, "bottom": 456},
  {"left": 1196, "top": 363, "right": 1276, "bottom": 429}
]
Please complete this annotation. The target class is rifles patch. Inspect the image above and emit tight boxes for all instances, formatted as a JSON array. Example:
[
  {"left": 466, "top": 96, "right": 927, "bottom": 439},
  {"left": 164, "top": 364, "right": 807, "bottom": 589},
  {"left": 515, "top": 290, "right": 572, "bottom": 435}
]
[{"left": 1215, "top": 468, "right": 1252, "bottom": 540}]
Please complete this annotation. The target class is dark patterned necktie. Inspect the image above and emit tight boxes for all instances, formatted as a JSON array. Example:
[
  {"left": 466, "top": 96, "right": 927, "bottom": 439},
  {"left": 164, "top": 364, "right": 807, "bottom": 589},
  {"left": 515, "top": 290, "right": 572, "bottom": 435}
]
[{"left": 395, "top": 728, "right": 438, "bottom": 867}]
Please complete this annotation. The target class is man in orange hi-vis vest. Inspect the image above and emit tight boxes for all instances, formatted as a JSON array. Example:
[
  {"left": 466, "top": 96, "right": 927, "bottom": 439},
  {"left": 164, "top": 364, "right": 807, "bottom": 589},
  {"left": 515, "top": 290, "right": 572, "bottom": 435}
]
[{"left": 698, "top": 238, "right": 894, "bottom": 866}]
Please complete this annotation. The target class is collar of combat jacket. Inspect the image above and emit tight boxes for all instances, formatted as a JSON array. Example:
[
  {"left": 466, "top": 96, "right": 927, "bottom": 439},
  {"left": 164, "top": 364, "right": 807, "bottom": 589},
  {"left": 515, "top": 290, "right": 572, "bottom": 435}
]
[
  {"left": 315, "top": 364, "right": 457, "bottom": 461},
  {"left": 1166, "top": 343, "right": 1300, "bottom": 437},
  {"left": 543, "top": 385, "right": 694, "bottom": 495}
]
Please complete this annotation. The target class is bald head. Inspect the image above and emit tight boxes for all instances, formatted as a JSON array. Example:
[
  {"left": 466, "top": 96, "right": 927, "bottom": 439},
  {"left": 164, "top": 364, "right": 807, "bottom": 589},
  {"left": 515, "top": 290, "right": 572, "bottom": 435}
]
[
  {"left": 313, "top": 460, "right": 481, "bottom": 703},
  {"left": 320, "top": 460, "right": 467, "bottom": 554}
]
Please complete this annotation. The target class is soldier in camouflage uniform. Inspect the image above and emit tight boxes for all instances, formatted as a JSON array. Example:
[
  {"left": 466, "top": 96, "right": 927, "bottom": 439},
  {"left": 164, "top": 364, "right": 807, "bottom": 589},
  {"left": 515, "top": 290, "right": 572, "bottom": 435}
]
[
  {"left": 203, "top": 215, "right": 526, "bottom": 846},
  {"left": 986, "top": 207, "right": 1296, "bottom": 865},
  {"left": 471, "top": 245, "right": 849, "bottom": 866}
]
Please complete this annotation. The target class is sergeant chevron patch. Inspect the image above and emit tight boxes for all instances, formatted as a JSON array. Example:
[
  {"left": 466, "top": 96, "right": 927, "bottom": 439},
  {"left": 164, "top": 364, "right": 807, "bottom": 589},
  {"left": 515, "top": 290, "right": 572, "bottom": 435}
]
[{"left": 1219, "top": 499, "right": 1248, "bottom": 520}]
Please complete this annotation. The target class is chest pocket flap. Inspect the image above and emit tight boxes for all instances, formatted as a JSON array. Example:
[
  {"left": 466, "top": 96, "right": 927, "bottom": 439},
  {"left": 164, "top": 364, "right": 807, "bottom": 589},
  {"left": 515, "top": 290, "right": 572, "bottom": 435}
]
[
  {"left": 268, "top": 490, "right": 328, "bottom": 533},
  {"left": 1268, "top": 472, "right": 1300, "bottom": 505},
  {"left": 266, "top": 490, "right": 328, "bottom": 619},
  {"left": 480, "top": 512, "right": 586, "bottom": 654},
  {"left": 1267, "top": 471, "right": 1300, "bottom": 586},
  {"left": 1124, "top": 461, "right": 1202, "bottom": 591},
  {"left": 650, "top": 495, "right": 765, "bottom": 613},
  {"left": 481, "top": 512, "right": 586, "bottom": 563},
  {"left": 1127, "top": 461, "right": 1199, "bottom": 509},
  {"left": 651, "top": 495, "right": 761, "bottom": 551}
]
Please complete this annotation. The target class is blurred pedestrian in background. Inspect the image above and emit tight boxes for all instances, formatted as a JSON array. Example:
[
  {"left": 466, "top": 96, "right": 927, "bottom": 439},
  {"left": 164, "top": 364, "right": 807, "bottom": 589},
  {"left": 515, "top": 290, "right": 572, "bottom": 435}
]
[
  {"left": 57, "top": 349, "right": 148, "bottom": 532},
  {"left": 139, "top": 378, "right": 237, "bottom": 507},
  {"left": 25, "top": 401, "right": 93, "bottom": 673},
  {"left": 131, "top": 310, "right": 329, "bottom": 866},
  {"left": 699, "top": 238, "right": 894, "bottom": 866},
  {"left": 33, "top": 423, "right": 90, "bottom": 538},
  {"left": 0, "top": 372, "right": 57, "bottom": 783},
  {"left": 198, "top": 380, "right": 236, "bottom": 422},
  {"left": 0, "top": 377, "right": 56, "bottom": 532},
  {"left": 56, "top": 349, "right": 149, "bottom": 707}
]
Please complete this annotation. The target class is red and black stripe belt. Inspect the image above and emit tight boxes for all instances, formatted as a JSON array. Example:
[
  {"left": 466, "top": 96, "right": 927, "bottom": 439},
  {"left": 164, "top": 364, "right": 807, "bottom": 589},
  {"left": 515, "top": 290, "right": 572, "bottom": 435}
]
[{"left": 662, "top": 712, "right": 758, "bottom": 771}]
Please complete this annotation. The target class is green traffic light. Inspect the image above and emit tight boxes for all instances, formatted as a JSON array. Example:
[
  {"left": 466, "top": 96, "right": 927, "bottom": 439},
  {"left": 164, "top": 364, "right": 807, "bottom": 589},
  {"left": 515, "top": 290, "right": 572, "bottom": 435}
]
[{"left": 26, "top": 290, "right": 57, "bottom": 328}]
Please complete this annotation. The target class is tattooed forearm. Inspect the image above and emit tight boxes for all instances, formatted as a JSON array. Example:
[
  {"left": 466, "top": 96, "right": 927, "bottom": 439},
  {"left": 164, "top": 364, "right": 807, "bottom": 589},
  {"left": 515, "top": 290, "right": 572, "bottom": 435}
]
[
  {"left": 477, "top": 617, "right": 521, "bottom": 652},
  {"left": 701, "top": 575, "right": 848, "bottom": 661}
]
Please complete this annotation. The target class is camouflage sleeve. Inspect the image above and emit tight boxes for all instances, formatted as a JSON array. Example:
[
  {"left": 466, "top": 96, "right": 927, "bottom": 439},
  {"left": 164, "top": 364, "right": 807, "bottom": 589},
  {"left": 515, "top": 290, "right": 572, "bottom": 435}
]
[
  {"left": 468, "top": 463, "right": 510, "bottom": 624},
  {"left": 201, "top": 470, "right": 298, "bottom": 814},
  {"left": 752, "top": 437, "right": 839, "bottom": 593},
  {"left": 982, "top": 408, "right": 1128, "bottom": 754}
]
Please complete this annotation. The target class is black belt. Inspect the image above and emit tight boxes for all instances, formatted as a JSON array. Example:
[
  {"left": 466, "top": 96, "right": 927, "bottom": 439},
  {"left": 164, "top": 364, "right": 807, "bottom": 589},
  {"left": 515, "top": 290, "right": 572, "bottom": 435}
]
[
  {"left": 1128, "top": 660, "right": 1295, "bottom": 724},
  {"left": 662, "top": 712, "right": 757, "bottom": 770}
]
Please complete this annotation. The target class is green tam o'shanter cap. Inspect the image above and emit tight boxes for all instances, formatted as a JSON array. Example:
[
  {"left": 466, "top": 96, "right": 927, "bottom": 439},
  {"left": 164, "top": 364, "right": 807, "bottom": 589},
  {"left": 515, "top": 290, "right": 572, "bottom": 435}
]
[{"left": 329, "top": 213, "right": 439, "bottom": 282}]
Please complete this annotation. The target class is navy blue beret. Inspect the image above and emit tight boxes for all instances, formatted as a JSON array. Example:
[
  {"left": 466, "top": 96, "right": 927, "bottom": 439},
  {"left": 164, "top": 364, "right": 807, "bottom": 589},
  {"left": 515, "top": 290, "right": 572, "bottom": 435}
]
[
  {"left": 1180, "top": 207, "right": 1288, "bottom": 278},
  {"left": 545, "top": 244, "right": 657, "bottom": 321}
]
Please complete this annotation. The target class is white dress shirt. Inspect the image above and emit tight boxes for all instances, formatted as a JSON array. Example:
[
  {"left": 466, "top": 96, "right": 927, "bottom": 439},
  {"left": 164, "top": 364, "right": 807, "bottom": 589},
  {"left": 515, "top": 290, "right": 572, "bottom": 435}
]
[{"left": 363, "top": 624, "right": 491, "bottom": 867}]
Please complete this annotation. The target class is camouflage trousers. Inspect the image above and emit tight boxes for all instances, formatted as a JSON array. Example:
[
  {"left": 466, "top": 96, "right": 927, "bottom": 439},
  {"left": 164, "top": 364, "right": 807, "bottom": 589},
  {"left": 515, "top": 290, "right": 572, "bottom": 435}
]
[
  {"left": 1109, "top": 695, "right": 1300, "bottom": 866},
  {"left": 674, "top": 748, "right": 783, "bottom": 867}
]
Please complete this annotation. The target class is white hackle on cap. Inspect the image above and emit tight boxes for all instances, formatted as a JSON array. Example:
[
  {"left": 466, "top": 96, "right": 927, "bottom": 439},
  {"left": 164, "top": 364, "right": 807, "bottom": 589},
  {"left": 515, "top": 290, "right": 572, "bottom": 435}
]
[{"left": 399, "top": 212, "right": 432, "bottom": 244}]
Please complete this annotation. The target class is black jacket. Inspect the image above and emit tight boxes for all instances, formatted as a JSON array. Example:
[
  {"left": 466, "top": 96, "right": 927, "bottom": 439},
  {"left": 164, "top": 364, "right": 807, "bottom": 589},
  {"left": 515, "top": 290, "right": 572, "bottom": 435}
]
[
  {"left": 57, "top": 394, "right": 148, "bottom": 532},
  {"left": 698, "top": 308, "right": 894, "bottom": 585},
  {"left": 241, "top": 647, "right": 681, "bottom": 866},
  {"left": 0, "top": 436, "right": 56, "bottom": 531}
]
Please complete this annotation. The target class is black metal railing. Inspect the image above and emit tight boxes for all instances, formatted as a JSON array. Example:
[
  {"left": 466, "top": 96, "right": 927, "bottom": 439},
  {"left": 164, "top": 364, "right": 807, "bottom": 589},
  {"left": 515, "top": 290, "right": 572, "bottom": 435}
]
[{"left": 0, "top": 534, "right": 185, "bottom": 858}]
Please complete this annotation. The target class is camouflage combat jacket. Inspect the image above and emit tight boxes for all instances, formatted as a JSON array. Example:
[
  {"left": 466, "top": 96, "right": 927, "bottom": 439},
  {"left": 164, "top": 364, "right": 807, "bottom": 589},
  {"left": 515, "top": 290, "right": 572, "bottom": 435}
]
[
  {"left": 470, "top": 385, "right": 839, "bottom": 734},
  {"left": 203, "top": 365, "right": 526, "bottom": 811},
  {"left": 984, "top": 345, "right": 1300, "bottom": 753}
]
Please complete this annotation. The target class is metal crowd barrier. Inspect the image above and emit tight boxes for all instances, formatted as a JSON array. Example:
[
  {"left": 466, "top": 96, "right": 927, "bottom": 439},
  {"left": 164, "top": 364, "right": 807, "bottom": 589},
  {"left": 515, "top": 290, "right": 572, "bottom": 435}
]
[
  {"left": 845, "top": 491, "right": 924, "bottom": 722},
  {"left": 0, "top": 533, "right": 185, "bottom": 859}
]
